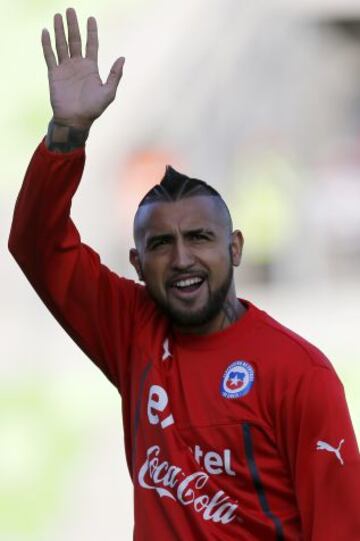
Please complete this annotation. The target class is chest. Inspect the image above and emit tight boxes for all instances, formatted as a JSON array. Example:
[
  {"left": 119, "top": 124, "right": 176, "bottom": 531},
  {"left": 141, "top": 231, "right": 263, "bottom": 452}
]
[
  {"left": 125, "top": 331, "right": 298, "bottom": 532},
  {"left": 128, "top": 332, "right": 276, "bottom": 454}
]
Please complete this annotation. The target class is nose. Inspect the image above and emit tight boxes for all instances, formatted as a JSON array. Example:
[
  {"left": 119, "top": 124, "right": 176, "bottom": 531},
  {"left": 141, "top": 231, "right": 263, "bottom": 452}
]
[{"left": 170, "top": 239, "right": 195, "bottom": 270}]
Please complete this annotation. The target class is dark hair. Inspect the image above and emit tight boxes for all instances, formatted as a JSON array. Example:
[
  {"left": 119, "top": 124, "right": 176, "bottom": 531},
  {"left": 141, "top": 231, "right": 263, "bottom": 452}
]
[{"left": 138, "top": 165, "right": 223, "bottom": 207}]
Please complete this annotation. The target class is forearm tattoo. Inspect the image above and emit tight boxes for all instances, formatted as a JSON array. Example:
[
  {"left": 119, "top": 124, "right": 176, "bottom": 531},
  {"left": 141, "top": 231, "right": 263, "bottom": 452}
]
[{"left": 45, "top": 119, "right": 90, "bottom": 152}]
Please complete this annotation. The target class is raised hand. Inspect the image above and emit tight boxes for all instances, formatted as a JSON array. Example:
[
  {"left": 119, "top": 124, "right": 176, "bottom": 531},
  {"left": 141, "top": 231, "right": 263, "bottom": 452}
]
[{"left": 41, "top": 7, "right": 125, "bottom": 130}]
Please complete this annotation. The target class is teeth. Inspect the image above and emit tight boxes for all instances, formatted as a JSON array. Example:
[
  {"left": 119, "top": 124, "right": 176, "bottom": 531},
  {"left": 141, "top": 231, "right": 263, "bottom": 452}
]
[{"left": 174, "top": 277, "right": 203, "bottom": 288}]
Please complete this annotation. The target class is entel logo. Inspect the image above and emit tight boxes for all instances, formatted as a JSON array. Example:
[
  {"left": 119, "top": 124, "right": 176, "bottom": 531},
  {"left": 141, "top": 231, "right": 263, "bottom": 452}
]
[{"left": 193, "top": 445, "right": 236, "bottom": 477}]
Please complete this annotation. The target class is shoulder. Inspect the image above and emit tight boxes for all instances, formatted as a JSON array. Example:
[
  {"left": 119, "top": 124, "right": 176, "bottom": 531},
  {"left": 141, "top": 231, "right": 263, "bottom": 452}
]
[
  {"left": 247, "top": 300, "right": 336, "bottom": 376},
  {"left": 246, "top": 303, "right": 348, "bottom": 426}
]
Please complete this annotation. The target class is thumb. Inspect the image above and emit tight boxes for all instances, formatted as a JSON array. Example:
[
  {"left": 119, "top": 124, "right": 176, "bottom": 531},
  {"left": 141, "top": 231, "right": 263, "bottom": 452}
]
[{"left": 105, "top": 56, "right": 125, "bottom": 97}]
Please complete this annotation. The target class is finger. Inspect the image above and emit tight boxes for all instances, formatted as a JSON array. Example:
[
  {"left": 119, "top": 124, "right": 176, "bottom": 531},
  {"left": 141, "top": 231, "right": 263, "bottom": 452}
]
[
  {"left": 105, "top": 57, "right": 125, "bottom": 98},
  {"left": 54, "top": 13, "right": 69, "bottom": 62},
  {"left": 41, "top": 28, "right": 57, "bottom": 70},
  {"left": 85, "top": 16, "right": 98, "bottom": 63},
  {"left": 66, "top": 7, "right": 82, "bottom": 57}
]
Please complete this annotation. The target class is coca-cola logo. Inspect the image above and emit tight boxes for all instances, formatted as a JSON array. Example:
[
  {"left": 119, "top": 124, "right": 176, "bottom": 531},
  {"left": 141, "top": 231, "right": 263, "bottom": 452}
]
[{"left": 138, "top": 445, "right": 238, "bottom": 524}]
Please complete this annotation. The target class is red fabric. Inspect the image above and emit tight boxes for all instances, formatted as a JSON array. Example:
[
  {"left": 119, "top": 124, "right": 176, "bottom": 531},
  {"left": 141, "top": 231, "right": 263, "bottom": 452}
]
[{"left": 9, "top": 139, "right": 360, "bottom": 540}]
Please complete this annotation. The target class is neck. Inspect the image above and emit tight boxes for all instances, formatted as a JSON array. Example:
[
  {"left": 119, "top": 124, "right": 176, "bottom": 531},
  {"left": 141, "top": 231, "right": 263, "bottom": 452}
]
[{"left": 219, "top": 296, "right": 246, "bottom": 331}]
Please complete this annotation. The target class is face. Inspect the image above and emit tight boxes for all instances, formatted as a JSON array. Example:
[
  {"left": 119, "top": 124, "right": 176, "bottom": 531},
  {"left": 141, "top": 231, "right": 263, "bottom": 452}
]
[{"left": 130, "top": 196, "right": 243, "bottom": 332}]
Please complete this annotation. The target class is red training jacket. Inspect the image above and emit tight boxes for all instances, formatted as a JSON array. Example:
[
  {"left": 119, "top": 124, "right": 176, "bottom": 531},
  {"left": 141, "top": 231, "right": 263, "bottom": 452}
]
[{"left": 8, "top": 139, "right": 360, "bottom": 540}]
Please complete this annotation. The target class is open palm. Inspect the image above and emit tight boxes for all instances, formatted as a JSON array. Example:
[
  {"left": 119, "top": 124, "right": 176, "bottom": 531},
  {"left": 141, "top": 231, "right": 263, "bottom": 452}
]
[{"left": 42, "top": 8, "right": 125, "bottom": 130}]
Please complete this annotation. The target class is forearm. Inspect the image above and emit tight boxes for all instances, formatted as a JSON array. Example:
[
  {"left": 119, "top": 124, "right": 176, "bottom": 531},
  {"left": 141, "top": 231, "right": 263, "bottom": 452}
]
[
  {"left": 8, "top": 135, "right": 136, "bottom": 389},
  {"left": 8, "top": 138, "right": 85, "bottom": 270},
  {"left": 45, "top": 118, "right": 90, "bottom": 153}
]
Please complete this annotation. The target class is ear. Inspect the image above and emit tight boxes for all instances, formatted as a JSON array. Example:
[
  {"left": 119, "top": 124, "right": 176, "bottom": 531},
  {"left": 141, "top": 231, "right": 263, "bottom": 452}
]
[
  {"left": 230, "top": 230, "right": 244, "bottom": 267},
  {"left": 129, "top": 248, "right": 144, "bottom": 281}
]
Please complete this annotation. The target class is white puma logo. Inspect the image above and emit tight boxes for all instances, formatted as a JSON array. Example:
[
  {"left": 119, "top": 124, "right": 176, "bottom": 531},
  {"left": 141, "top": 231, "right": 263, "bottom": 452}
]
[
  {"left": 316, "top": 439, "right": 345, "bottom": 465},
  {"left": 162, "top": 338, "right": 172, "bottom": 361}
]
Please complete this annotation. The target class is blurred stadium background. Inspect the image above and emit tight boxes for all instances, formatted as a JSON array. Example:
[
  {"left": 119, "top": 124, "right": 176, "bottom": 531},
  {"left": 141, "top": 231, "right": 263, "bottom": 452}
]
[{"left": 1, "top": 0, "right": 360, "bottom": 539}]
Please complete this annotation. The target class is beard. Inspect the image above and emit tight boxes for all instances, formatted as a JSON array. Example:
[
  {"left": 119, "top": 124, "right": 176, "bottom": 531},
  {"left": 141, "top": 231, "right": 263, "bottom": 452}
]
[{"left": 143, "top": 254, "right": 234, "bottom": 328}]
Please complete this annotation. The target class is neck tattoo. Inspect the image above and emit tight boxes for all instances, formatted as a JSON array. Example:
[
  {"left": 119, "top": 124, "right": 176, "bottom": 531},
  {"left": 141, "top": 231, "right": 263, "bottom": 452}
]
[{"left": 221, "top": 300, "right": 243, "bottom": 330}]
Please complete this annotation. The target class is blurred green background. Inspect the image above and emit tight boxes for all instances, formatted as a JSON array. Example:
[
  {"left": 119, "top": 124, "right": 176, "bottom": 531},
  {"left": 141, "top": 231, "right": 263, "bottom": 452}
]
[{"left": 1, "top": 1, "right": 360, "bottom": 539}]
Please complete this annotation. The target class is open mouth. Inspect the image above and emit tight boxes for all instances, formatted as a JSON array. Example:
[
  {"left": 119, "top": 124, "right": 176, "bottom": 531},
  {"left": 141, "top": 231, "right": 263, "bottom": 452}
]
[{"left": 169, "top": 276, "right": 206, "bottom": 295}]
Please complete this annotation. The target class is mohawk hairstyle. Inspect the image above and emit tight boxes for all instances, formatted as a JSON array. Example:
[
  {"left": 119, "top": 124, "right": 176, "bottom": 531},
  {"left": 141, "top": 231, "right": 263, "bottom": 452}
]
[
  {"left": 138, "top": 165, "right": 223, "bottom": 207},
  {"left": 133, "top": 165, "right": 234, "bottom": 245}
]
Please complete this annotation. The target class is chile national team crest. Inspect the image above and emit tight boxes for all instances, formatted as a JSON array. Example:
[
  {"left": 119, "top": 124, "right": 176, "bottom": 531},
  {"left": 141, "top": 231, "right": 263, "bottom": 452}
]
[{"left": 221, "top": 361, "right": 255, "bottom": 399}]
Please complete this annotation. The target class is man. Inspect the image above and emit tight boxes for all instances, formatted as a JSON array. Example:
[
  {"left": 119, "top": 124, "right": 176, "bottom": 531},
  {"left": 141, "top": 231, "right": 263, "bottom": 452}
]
[{"left": 8, "top": 8, "right": 360, "bottom": 540}]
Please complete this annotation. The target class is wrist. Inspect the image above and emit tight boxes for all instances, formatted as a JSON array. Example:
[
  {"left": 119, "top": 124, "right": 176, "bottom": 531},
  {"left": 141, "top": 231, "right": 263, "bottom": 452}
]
[{"left": 45, "top": 118, "right": 90, "bottom": 153}]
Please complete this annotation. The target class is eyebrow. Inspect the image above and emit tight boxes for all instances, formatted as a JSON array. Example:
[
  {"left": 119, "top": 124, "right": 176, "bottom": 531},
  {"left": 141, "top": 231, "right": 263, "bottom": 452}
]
[
  {"left": 145, "top": 228, "right": 215, "bottom": 249},
  {"left": 186, "top": 228, "right": 215, "bottom": 238}
]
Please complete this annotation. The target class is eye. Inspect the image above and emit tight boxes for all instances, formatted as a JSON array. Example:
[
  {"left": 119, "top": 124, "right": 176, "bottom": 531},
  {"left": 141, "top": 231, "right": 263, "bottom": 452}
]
[
  {"left": 149, "top": 238, "right": 170, "bottom": 250},
  {"left": 189, "top": 232, "right": 209, "bottom": 241}
]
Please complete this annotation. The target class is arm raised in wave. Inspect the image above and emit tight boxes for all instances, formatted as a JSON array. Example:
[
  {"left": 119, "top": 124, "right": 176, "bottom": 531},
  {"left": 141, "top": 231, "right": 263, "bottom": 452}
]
[{"left": 8, "top": 9, "right": 139, "bottom": 391}]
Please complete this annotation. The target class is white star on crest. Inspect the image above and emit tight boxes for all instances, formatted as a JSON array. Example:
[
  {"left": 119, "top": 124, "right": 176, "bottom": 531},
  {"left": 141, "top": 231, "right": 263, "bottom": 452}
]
[{"left": 230, "top": 374, "right": 241, "bottom": 386}]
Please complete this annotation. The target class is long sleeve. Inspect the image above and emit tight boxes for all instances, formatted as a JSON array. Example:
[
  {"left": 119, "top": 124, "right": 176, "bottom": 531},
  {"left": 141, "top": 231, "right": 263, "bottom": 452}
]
[
  {"left": 277, "top": 364, "right": 360, "bottom": 540},
  {"left": 8, "top": 138, "right": 141, "bottom": 391}
]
